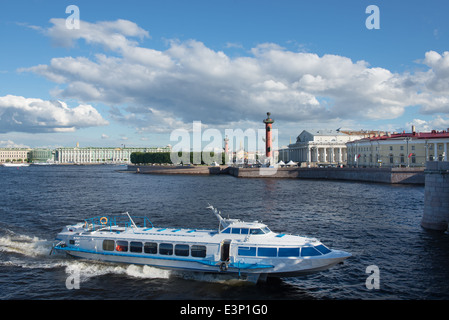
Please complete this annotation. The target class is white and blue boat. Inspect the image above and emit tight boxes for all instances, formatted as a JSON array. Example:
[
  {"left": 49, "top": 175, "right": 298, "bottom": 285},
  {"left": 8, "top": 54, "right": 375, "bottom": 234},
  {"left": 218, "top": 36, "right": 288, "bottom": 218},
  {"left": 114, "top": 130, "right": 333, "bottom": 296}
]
[{"left": 51, "top": 206, "right": 351, "bottom": 283}]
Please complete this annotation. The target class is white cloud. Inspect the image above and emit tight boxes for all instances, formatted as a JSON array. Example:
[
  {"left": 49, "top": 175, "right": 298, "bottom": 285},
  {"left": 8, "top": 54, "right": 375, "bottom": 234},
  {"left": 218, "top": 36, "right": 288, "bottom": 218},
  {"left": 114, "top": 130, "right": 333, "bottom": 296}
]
[
  {"left": 0, "top": 139, "right": 30, "bottom": 148},
  {"left": 0, "top": 95, "right": 109, "bottom": 133},
  {"left": 22, "top": 18, "right": 449, "bottom": 134},
  {"left": 46, "top": 18, "right": 149, "bottom": 50},
  {"left": 406, "top": 116, "right": 449, "bottom": 132},
  {"left": 432, "top": 115, "right": 449, "bottom": 128}
]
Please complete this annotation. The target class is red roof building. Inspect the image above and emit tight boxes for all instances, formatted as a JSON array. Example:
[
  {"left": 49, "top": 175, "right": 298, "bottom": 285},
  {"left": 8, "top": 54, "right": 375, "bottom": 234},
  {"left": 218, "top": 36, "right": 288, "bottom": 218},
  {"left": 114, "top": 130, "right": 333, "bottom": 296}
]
[{"left": 346, "top": 127, "right": 449, "bottom": 167}]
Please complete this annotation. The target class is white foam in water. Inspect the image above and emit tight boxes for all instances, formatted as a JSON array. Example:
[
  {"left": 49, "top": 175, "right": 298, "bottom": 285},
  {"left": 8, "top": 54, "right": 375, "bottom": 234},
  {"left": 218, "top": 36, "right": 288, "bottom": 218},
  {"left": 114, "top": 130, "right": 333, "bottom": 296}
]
[
  {"left": 0, "top": 233, "right": 52, "bottom": 257},
  {"left": 125, "top": 264, "right": 171, "bottom": 279},
  {"left": 64, "top": 261, "right": 171, "bottom": 283}
]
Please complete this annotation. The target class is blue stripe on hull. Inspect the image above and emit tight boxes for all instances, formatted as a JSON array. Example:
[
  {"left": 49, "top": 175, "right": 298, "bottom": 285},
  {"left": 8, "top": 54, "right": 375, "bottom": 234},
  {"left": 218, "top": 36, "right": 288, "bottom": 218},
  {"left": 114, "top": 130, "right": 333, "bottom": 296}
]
[{"left": 54, "top": 246, "right": 273, "bottom": 273}]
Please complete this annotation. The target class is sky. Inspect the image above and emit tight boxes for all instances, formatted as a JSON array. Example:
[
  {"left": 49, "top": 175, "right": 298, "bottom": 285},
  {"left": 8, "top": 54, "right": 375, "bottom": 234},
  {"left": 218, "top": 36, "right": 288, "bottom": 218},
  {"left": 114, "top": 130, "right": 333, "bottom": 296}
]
[{"left": 1, "top": 0, "right": 449, "bottom": 150}]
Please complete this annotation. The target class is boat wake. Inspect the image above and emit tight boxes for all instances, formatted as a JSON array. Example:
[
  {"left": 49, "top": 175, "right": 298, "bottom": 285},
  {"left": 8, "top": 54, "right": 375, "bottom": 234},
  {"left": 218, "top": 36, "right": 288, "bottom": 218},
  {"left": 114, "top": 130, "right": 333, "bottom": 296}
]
[
  {"left": 63, "top": 261, "right": 172, "bottom": 284},
  {"left": 0, "top": 230, "right": 51, "bottom": 258}
]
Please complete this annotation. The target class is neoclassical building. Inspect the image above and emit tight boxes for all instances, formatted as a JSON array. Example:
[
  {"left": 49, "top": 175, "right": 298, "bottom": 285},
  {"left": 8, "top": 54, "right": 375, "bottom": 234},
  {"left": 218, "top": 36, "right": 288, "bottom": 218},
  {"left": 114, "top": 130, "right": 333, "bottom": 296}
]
[
  {"left": 346, "top": 128, "right": 449, "bottom": 167},
  {"left": 0, "top": 148, "right": 31, "bottom": 163},
  {"left": 279, "top": 129, "right": 375, "bottom": 166},
  {"left": 55, "top": 145, "right": 172, "bottom": 164}
]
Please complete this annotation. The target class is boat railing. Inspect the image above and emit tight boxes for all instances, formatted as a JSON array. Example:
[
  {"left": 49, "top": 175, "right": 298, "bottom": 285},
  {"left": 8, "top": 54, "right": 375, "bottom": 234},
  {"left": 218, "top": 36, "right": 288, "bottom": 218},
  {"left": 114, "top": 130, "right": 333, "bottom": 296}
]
[{"left": 83, "top": 215, "right": 154, "bottom": 232}]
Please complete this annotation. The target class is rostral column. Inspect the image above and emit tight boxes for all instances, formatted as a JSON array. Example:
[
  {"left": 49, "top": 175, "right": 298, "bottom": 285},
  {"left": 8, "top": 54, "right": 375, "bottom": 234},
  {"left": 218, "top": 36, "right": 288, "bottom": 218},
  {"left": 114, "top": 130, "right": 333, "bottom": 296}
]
[{"left": 263, "top": 112, "right": 274, "bottom": 158}]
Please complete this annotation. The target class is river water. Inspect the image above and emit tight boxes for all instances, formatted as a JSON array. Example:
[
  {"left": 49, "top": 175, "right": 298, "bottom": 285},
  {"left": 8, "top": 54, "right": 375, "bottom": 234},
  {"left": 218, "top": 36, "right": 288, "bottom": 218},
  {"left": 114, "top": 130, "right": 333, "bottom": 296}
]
[{"left": 0, "top": 165, "right": 448, "bottom": 301}]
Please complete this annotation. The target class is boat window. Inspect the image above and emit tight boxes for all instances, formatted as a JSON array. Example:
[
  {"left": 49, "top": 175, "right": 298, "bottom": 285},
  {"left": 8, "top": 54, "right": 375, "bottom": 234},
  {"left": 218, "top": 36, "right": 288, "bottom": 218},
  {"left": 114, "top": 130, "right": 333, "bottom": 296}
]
[
  {"left": 116, "top": 240, "right": 128, "bottom": 252},
  {"left": 144, "top": 242, "right": 157, "bottom": 254},
  {"left": 191, "top": 245, "right": 207, "bottom": 258},
  {"left": 301, "top": 247, "right": 322, "bottom": 257},
  {"left": 250, "top": 228, "right": 264, "bottom": 235},
  {"left": 103, "top": 239, "right": 115, "bottom": 251},
  {"left": 159, "top": 243, "right": 173, "bottom": 255},
  {"left": 315, "top": 245, "right": 331, "bottom": 255},
  {"left": 240, "top": 228, "right": 249, "bottom": 235},
  {"left": 221, "top": 228, "right": 230, "bottom": 234},
  {"left": 175, "top": 244, "right": 189, "bottom": 257},
  {"left": 130, "top": 241, "right": 143, "bottom": 253},
  {"left": 231, "top": 228, "right": 240, "bottom": 234},
  {"left": 262, "top": 227, "right": 271, "bottom": 234},
  {"left": 278, "top": 247, "right": 300, "bottom": 257},
  {"left": 258, "top": 247, "right": 277, "bottom": 257},
  {"left": 238, "top": 246, "right": 257, "bottom": 256}
]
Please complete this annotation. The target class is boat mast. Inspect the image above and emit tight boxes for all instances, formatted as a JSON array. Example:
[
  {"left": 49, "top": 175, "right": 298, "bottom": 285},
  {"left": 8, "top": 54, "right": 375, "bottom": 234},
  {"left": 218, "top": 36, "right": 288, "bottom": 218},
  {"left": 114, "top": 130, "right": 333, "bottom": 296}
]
[
  {"left": 207, "top": 204, "right": 226, "bottom": 231},
  {"left": 123, "top": 211, "right": 138, "bottom": 229}
]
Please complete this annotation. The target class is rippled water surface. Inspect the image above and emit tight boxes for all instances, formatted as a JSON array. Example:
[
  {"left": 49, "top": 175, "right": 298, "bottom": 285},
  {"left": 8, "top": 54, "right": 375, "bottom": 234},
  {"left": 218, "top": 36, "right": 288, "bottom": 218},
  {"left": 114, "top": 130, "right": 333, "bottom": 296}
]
[{"left": 0, "top": 165, "right": 448, "bottom": 300}]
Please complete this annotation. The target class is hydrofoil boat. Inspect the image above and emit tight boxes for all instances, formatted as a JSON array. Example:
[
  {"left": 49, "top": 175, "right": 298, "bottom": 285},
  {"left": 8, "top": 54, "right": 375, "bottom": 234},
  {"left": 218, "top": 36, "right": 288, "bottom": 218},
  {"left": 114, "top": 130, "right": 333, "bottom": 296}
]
[{"left": 51, "top": 206, "right": 351, "bottom": 283}]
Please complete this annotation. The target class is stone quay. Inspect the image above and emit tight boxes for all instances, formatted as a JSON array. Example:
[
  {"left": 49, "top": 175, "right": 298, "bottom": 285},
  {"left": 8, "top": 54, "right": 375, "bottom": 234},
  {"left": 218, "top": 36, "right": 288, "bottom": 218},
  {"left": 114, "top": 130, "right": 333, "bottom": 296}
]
[
  {"left": 128, "top": 165, "right": 424, "bottom": 185},
  {"left": 421, "top": 161, "right": 449, "bottom": 231}
]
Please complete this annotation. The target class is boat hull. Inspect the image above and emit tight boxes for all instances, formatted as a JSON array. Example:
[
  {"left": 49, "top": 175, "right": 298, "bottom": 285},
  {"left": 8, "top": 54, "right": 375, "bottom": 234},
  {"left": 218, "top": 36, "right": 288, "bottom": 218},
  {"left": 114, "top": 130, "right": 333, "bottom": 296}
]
[{"left": 55, "top": 246, "right": 350, "bottom": 282}]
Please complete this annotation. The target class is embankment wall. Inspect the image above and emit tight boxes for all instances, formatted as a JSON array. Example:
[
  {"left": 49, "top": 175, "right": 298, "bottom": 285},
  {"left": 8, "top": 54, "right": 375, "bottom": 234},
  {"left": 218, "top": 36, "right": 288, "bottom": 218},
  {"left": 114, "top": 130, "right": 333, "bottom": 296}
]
[
  {"left": 128, "top": 165, "right": 424, "bottom": 185},
  {"left": 228, "top": 167, "right": 424, "bottom": 184},
  {"left": 129, "top": 165, "right": 227, "bottom": 175}
]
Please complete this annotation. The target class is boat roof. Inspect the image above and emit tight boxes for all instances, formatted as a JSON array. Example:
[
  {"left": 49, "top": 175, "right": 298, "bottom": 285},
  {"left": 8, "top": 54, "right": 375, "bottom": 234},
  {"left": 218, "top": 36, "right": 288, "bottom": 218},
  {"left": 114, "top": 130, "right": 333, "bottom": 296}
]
[
  {"left": 81, "top": 225, "right": 320, "bottom": 247},
  {"left": 88, "top": 226, "right": 216, "bottom": 242},
  {"left": 220, "top": 219, "right": 268, "bottom": 229}
]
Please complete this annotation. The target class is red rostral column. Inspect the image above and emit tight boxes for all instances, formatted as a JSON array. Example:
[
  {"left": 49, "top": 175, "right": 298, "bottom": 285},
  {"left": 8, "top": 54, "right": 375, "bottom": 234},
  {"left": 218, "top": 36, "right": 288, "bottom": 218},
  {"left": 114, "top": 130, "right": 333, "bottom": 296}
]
[{"left": 263, "top": 112, "right": 274, "bottom": 158}]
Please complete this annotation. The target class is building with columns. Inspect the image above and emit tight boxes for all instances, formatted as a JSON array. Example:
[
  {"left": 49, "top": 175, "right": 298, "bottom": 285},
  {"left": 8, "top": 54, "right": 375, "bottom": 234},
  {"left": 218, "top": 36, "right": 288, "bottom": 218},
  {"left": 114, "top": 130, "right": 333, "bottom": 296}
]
[
  {"left": 279, "top": 129, "right": 373, "bottom": 166},
  {"left": 346, "top": 127, "right": 449, "bottom": 167},
  {"left": 55, "top": 145, "right": 172, "bottom": 164}
]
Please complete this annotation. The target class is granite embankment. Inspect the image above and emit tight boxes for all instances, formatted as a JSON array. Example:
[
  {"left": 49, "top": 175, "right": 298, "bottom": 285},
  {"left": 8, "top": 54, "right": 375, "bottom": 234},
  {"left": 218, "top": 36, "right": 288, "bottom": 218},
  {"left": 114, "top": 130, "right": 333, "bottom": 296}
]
[
  {"left": 128, "top": 165, "right": 227, "bottom": 175},
  {"left": 228, "top": 167, "right": 424, "bottom": 184},
  {"left": 421, "top": 161, "right": 449, "bottom": 231},
  {"left": 127, "top": 165, "right": 424, "bottom": 185}
]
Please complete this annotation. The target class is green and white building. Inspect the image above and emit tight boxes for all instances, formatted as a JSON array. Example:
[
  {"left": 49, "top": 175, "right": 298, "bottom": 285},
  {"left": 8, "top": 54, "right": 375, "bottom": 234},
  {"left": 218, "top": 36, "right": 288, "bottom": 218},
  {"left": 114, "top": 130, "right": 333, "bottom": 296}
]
[
  {"left": 29, "top": 149, "right": 55, "bottom": 163},
  {"left": 55, "top": 145, "right": 172, "bottom": 164}
]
